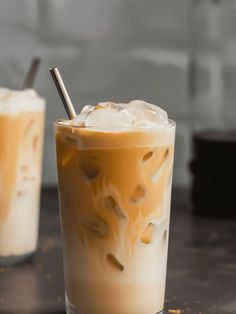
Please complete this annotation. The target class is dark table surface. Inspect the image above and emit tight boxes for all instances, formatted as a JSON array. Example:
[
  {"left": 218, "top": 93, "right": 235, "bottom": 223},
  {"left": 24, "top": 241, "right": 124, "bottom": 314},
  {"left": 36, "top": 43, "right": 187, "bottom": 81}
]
[{"left": 0, "top": 188, "right": 235, "bottom": 314}]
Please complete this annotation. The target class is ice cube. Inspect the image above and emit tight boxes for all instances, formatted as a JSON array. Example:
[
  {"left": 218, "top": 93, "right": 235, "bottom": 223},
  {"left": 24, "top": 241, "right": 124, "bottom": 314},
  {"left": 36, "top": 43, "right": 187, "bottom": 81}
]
[
  {"left": 130, "top": 185, "right": 146, "bottom": 203},
  {"left": 106, "top": 196, "right": 126, "bottom": 219},
  {"left": 107, "top": 253, "right": 124, "bottom": 271},
  {"left": 85, "top": 106, "right": 132, "bottom": 128},
  {"left": 141, "top": 223, "right": 154, "bottom": 244},
  {"left": 125, "top": 100, "right": 168, "bottom": 127},
  {"left": 96, "top": 101, "right": 125, "bottom": 111},
  {"left": 81, "top": 104, "right": 95, "bottom": 113},
  {"left": 72, "top": 105, "right": 95, "bottom": 126},
  {"left": 71, "top": 100, "right": 169, "bottom": 129},
  {"left": 81, "top": 158, "right": 101, "bottom": 180},
  {"left": 142, "top": 151, "right": 154, "bottom": 162},
  {"left": 82, "top": 216, "right": 108, "bottom": 238}
]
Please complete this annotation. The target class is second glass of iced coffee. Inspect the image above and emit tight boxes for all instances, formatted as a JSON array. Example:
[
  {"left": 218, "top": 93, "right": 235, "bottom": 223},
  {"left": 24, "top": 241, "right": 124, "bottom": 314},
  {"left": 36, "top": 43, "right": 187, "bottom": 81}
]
[
  {"left": 0, "top": 88, "right": 45, "bottom": 265},
  {"left": 54, "top": 99, "right": 175, "bottom": 314}
]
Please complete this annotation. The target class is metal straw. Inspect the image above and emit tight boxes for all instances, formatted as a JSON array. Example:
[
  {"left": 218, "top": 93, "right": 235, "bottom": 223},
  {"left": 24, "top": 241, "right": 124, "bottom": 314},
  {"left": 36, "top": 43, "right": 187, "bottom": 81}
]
[
  {"left": 23, "top": 57, "right": 41, "bottom": 89},
  {"left": 50, "top": 67, "right": 76, "bottom": 119}
]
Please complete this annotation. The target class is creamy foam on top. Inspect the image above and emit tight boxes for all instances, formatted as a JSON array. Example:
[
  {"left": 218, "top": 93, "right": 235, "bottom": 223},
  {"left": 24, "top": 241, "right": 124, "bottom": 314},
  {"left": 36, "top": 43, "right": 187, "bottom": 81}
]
[
  {"left": 0, "top": 88, "right": 45, "bottom": 114},
  {"left": 70, "top": 100, "right": 170, "bottom": 130}
]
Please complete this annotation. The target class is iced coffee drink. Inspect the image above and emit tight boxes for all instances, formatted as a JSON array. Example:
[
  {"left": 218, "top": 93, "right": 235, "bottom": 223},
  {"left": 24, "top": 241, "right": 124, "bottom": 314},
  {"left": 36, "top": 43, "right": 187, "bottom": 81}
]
[
  {"left": 54, "top": 100, "right": 175, "bottom": 314},
  {"left": 0, "top": 88, "right": 45, "bottom": 265}
]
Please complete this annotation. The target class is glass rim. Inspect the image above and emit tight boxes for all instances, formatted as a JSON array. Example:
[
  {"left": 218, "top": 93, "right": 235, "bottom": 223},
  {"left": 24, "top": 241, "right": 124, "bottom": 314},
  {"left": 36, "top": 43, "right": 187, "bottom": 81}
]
[{"left": 54, "top": 118, "right": 176, "bottom": 131}]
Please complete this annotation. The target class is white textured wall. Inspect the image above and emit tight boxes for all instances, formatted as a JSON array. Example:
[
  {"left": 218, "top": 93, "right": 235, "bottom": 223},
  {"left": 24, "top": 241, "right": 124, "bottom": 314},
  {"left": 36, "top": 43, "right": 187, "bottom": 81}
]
[{"left": 0, "top": 0, "right": 190, "bottom": 186}]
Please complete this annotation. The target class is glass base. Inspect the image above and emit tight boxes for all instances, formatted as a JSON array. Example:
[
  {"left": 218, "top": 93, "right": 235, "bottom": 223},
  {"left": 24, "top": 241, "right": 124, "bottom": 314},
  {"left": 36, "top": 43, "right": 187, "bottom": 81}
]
[
  {"left": 66, "top": 295, "right": 164, "bottom": 314},
  {"left": 0, "top": 252, "right": 34, "bottom": 266}
]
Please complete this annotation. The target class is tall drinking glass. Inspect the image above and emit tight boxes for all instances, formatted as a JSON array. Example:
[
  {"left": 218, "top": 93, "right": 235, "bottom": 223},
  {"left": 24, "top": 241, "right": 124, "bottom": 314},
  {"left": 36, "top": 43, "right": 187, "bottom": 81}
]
[
  {"left": 0, "top": 88, "right": 45, "bottom": 265},
  {"left": 54, "top": 118, "right": 175, "bottom": 314}
]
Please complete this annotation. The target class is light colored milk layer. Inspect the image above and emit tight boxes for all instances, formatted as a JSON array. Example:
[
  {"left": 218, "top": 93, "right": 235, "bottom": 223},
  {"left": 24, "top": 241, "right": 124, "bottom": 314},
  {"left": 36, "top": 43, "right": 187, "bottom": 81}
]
[
  {"left": 0, "top": 89, "right": 45, "bottom": 257},
  {"left": 55, "top": 101, "right": 175, "bottom": 314}
]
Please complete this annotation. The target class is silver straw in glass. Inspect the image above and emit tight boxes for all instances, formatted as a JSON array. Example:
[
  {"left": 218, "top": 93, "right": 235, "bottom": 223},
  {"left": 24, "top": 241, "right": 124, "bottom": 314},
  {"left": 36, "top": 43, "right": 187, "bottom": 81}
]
[{"left": 50, "top": 67, "right": 76, "bottom": 119}]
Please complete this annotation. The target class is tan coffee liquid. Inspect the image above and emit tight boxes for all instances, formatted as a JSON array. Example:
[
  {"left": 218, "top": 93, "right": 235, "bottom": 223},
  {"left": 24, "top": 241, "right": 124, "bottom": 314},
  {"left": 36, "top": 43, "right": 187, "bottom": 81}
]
[{"left": 55, "top": 123, "right": 175, "bottom": 314}]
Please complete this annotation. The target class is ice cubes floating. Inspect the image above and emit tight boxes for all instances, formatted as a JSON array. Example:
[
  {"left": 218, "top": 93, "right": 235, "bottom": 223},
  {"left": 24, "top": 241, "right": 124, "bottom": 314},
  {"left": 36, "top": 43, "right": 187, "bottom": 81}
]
[{"left": 71, "top": 100, "right": 169, "bottom": 129}]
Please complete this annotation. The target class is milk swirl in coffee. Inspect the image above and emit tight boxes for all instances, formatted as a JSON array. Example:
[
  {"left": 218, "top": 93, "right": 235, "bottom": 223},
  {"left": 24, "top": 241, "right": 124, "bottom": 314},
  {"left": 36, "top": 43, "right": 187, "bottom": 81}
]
[{"left": 54, "top": 100, "right": 175, "bottom": 314}]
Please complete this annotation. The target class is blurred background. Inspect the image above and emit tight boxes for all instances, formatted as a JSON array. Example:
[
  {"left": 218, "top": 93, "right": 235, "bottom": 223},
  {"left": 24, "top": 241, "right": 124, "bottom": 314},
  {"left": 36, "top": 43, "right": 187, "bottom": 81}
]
[
  {"left": 1, "top": 0, "right": 236, "bottom": 193},
  {"left": 0, "top": 0, "right": 189, "bottom": 187}
]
